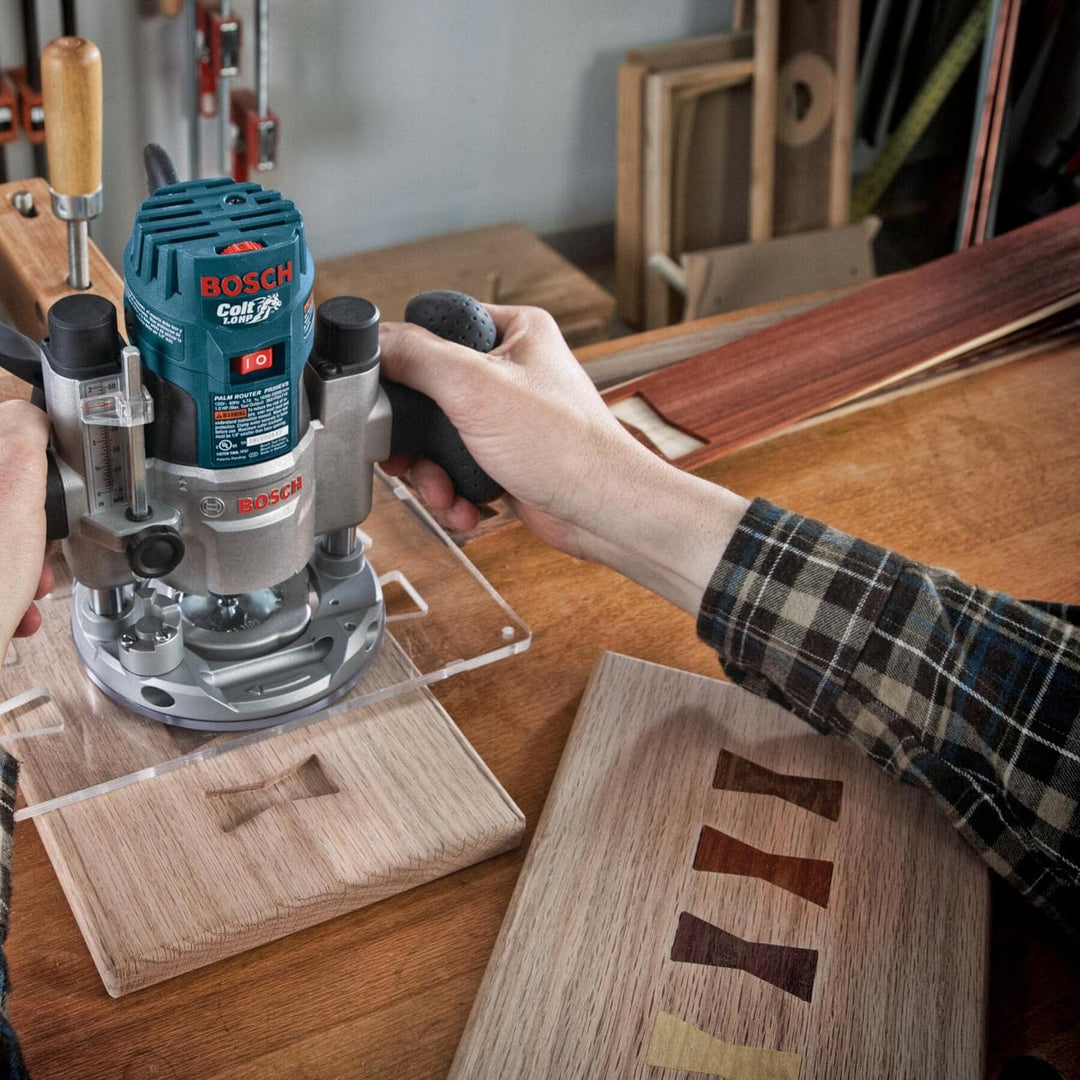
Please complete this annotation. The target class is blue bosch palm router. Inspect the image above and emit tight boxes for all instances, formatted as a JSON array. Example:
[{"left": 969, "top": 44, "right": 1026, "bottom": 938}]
[{"left": 0, "top": 145, "right": 502, "bottom": 730}]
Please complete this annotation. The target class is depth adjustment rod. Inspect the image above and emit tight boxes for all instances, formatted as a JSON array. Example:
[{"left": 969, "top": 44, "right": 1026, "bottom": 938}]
[{"left": 41, "top": 36, "right": 103, "bottom": 290}]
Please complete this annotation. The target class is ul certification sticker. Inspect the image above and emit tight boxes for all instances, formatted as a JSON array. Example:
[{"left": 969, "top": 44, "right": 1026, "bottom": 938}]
[{"left": 211, "top": 380, "right": 291, "bottom": 465}]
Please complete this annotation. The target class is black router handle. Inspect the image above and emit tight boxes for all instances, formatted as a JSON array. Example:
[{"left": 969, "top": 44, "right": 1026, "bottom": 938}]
[{"left": 383, "top": 291, "right": 503, "bottom": 505}]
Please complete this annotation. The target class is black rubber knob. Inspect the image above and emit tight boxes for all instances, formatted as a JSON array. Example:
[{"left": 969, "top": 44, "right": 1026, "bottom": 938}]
[
  {"left": 403, "top": 291, "right": 497, "bottom": 352},
  {"left": 384, "top": 290, "right": 503, "bottom": 506},
  {"left": 46, "top": 294, "right": 121, "bottom": 379},
  {"left": 313, "top": 296, "right": 380, "bottom": 375},
  {"left": 126, "top": 526, "right": 185, "bottom": 579}
]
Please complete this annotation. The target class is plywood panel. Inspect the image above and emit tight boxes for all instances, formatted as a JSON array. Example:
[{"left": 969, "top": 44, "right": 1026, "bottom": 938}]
[{"left": 451, "top": 652, "right": 988, "bottom": 1079}]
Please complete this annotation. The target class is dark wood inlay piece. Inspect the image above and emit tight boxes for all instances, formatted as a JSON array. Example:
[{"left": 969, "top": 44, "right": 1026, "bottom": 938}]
[
  {"left": 693, "top": 825, "right": 833, "bottom": 907},
  {"left": 713, "top": 748, "right": 843, "bottom": 821},
  {"left": 671, "top": 912, "right": 818, "bottom": 1002}
]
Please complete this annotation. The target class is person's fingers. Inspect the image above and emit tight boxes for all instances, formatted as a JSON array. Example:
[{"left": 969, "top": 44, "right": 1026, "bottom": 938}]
[
  {"left": 484, "top": 303, "right": 558, "bottom": 340},
  {"left": 0, "top": 398, "right": 49, "bottom": 447},
  {"left": 12, "top": 604, "right": 41, "bottom": 638},
  {"left": 408, "top": 457, "right": 457, "bottom": 511},
  {"left": 443, "top": 495, "right": 480, "bottom": 532},
  {"left": 379, "top": 453, "right": 415, "bottom": 477},
  {"left": 34, "top": 562, "right": 54, "bottom": 600},
  {"left": 379, "top": 321, "right": 488, "bottom": 402}
]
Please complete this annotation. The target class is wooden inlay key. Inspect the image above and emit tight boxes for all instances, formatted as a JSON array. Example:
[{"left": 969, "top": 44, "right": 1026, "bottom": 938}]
[
  {"left": 693, "top": 825, "right": 834, "bottom": 907},
  {"left": 671, "top": 912, "right": 818, "bottom": 1002},
  {"left": 713, "top": 748, "right": 843, "bottom": 820}
]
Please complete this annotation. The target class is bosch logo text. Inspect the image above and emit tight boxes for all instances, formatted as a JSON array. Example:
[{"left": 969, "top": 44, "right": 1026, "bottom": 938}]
[
  {"left": 200, "top": 262, "right": 293, "bottom": 297},
  {"left": 237, "top": 476, "right": 303, "bottom": 514}
]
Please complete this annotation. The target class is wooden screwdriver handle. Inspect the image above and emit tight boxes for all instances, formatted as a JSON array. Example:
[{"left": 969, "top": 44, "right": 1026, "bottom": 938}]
[{"left": 42, "top": 37, "right": 103, "bottom": 197}]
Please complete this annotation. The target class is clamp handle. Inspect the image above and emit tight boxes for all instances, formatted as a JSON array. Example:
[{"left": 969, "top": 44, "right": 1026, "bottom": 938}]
[
  {"left": 383, "top": 291, "right": 503, "bottom": 505},
  {"left": 41, "top": 37, "right": 103, "bottom": 199}
]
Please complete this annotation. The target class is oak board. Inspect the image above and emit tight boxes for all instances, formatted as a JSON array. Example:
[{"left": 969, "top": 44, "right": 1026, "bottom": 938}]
[{"left": 450, "top": 652, "right": 988, "bottom": 1079}]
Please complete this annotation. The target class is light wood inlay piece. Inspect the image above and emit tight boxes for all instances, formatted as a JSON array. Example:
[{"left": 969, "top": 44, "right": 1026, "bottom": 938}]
[
  {"left": 646, "top": 1011, "right": 803, "bottom": 1080},
  {"left": 450, "top": 652, "right": 988, "bottom": 1078}
]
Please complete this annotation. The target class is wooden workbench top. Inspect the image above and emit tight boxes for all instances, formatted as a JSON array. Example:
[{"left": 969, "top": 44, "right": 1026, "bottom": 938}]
[{"left": 5, "top": 337, "right": 1079, "bottom": 1079}]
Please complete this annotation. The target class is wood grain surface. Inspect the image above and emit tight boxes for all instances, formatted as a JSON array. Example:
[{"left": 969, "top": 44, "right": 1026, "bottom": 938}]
[
  {"left": 450, "top": 652, "right": 988, "bottom": 1078},
  {"left": 315, "top": 223, "right": 614, "bottom": 349},
  {"left": 603, "top": 203, "right": 1080, "bottom": 471},
  {"left": 616, "top": 31, "right": 754, "bottom": 326},
  {"left": 3, "top": 601, "right": 523, "bottom": 997},
  {"left": 643, "top": 58, "right": 755, "bottom": 328},
  {"left": 3, "top": 329, "right": 1078, "bottom": 1077},
  {"left": 0, "top": 178, "right": 124, "bottom": 402}
]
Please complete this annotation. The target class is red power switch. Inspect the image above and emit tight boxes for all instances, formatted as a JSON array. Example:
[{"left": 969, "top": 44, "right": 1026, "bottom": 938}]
[{"left": 233, "top": 348, "right": 275, "bottom": 376}]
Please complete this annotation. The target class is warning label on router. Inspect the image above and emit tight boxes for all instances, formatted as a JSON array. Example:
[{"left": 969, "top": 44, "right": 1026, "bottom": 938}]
[{"left": 211, "top": 380, "right": 291, "bottom": 466}]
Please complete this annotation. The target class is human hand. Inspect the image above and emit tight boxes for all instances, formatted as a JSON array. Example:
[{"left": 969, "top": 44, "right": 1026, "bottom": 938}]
[
  {"left": 380, "top": 305, "right": 657, "bottom": 556},
  {"left": 0, "top": 400, "right": 53, "bottom": 655},
  {"left": 379, "top": 304, "right": 748, "bottom": 613}
]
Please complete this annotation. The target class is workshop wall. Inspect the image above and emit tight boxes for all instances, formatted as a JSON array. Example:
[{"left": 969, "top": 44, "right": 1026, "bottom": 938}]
[{"left": 0, "top": 1, "right": 734, "bottom": 267}]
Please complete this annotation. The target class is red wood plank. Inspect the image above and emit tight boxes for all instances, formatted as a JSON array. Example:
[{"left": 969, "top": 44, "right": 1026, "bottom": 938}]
[{"left": 602, "top": 205, "right": 1080, "bottom": 471}]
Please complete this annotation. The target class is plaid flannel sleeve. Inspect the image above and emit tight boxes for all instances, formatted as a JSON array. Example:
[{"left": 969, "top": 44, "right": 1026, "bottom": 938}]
[{"left": 697, "top": 498, "right": 1080, "bottom": 932}]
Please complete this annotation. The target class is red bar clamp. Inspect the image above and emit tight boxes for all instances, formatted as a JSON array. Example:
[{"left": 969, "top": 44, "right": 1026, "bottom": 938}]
[
  {"left": 230, "top": 87, "right": 278, "bottom": 181},
  {"left": 9, "top": 68, "right": 45, "bottom": 144},
  {"left": 197, "top": 0, "right": 242, "bottom": 118}
]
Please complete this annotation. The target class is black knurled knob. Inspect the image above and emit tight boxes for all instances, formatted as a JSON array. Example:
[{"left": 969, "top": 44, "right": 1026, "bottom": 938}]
[
  {"left": 47, "top": 294, "right": 121, "bottom": 379},
  {"left": 126, "top": 526, "right": 185, "bottom": 579},
  {"left": 314, "top": 296, "right": 380, "bottom": 375}
]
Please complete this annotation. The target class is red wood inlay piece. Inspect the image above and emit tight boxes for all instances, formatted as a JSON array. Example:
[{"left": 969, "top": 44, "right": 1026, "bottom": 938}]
[
  {"left": 693, "top": 825, "right": 833, "bottom": 907},
  {"left": 713, "top": 748, "right": 842, "bottom": 821},
  {"left": 671, "top": 912, "right": 818, "bottom": 1002}
]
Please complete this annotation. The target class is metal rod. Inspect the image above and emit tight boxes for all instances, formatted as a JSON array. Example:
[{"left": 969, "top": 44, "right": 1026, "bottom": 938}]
[
  {"left": 60, "top": 0, "right": 77, "bottom": 37},
  {"left": 323, "top": 528, "right": 359, "bottom": 558},
  {"left": 218, "top": 0, "right": 232, "bottom": 175},
  {"left": 120, "top": 346, "right": 150, "bottom": 521},
  {"left": 66, "top": 219, "right": 89, "bottom": 289},
  {"left": 185, "top": 0, "right": 200, "bottom": 178},
  {"left": 88, "top": 587, "right": 126, "bottom": 617},
  {"left": 20, "top": 0, "right": 40, "bottom": 90},
  {"left": 255, "top": 0, "right": 269, "bottom": 119}
]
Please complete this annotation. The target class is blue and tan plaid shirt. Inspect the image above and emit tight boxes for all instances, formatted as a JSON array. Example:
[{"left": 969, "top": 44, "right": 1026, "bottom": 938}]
[{"left": 698, "top": 498, "right": 1080, "bottom": 933}]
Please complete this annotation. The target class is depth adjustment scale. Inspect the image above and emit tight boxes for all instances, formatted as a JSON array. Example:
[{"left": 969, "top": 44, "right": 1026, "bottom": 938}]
[{"left": 1, "top": 161, "right": 503, "bottom": 730}]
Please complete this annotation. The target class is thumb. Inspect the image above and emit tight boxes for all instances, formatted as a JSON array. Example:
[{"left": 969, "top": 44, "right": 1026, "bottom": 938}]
[{"left": 378, "top": 321, "right": 487, "bottom": 408}]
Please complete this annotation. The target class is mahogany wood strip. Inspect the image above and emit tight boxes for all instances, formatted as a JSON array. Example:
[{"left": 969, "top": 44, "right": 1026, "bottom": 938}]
[
  {"left": 670, "top": 911, "right": 818, "bottom": 1002},
  {"left": 602, "top": 203, "right": 1080, "bottom": 471},
  {"left": 693, "top": 825, "right": 834, "bottom": 908},
  {"left": 958, "top": 0, "right": 1012, "bottom": 249},
  {"left": 714, "top": 748, "right": 843, "bottom": 821},
  {"left": 973, "top": 0, "right": 1021, "bottom": 244},
  {"left": 645, "top": 1011, "right": 802, "bottom": 1080}
]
